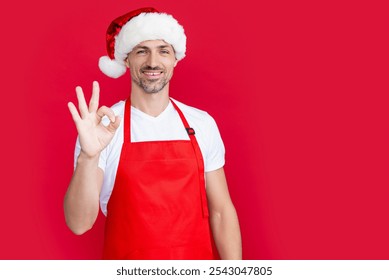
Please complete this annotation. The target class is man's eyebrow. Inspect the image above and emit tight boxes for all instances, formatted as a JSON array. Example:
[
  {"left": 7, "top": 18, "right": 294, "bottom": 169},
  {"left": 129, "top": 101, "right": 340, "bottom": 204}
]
[
  {"left": 133, "top": 46, "right": 149, "bottom": 50},
  {"left": 134, "top": 45, "right": 172, "bottom": 50},
  {"left": 157, "top": 45, "right": 171, "bottom": 49}
]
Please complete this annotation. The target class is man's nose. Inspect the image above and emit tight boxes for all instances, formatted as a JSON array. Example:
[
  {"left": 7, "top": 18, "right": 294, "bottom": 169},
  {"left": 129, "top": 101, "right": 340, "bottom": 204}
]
[{"left": 146, "top": 52, "right": 159, "bottom": 68}]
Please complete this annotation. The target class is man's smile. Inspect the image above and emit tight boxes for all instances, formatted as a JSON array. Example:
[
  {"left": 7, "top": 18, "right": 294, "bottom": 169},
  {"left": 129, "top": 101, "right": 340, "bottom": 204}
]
[{"left": 141, "top": 69, "right": 164, "bottom": 79}]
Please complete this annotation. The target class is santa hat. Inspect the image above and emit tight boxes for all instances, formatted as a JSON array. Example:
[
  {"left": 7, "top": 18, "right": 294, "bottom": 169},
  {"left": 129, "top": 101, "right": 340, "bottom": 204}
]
[{"left": 98, "top": 7, "right": 187, "bottom": 78}]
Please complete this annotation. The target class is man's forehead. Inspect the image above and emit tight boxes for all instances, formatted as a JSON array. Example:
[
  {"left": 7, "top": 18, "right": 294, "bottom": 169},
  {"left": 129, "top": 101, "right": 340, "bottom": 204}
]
[{"left": 134, "top": 40, "right": 174, "bottom": 49}]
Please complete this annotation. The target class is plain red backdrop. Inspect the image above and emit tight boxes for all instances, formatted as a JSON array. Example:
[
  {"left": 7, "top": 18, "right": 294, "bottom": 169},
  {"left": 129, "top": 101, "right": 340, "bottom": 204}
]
[{"left": 1, "top": 0, "right": 388, "bottom": 259}]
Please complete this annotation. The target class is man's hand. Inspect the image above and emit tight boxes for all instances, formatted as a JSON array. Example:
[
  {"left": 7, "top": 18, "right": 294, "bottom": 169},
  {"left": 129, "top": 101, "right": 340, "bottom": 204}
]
[{"left": 68, "top": 81, "right": 121, "bottom": 158}]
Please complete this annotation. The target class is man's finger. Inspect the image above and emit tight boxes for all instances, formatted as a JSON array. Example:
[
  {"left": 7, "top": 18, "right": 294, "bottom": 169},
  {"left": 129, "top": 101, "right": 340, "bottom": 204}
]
[
  {"left": 68, "top": 102, "right": 81, "bottom": 123},
  {"left": 75, "top": 86, "right": 89, "bottom": 118},
  {"left": 96, "top": 106, "right": 116, "bottom": 123},
  {"left": 89, "top": 81, "right": 100, "bottom": 113},
  {"left": 106, "top": 116, "right": 121, "bottom": 133}
]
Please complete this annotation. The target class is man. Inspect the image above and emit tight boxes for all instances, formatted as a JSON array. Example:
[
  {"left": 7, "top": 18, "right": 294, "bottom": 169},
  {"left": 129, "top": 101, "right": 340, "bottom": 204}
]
[{"left": 64, "top": 7, "right": 241, "bottom": 260}]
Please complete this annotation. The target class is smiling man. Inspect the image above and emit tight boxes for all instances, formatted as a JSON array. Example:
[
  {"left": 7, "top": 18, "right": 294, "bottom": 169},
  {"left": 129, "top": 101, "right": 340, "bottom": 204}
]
[{"left": 64, "top": 7, "right": 242, "bottom": 260}]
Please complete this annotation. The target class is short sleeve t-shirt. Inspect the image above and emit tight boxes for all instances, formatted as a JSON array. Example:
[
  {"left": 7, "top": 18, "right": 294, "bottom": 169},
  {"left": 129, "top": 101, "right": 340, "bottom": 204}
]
[{"left": 74, "top": 98, "right": 225, "bottom": 215}]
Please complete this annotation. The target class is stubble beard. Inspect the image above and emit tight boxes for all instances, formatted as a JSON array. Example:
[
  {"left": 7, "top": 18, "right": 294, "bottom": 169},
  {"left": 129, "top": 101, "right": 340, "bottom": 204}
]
[{"left": 133, "top": 76, "right": 169, "bottom": 94}]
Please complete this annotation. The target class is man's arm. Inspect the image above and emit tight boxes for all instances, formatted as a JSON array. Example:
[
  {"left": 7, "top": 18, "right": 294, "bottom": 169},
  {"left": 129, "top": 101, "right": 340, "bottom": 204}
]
[
  {"left": 64, "top": 81, "right": 120, "bottom": 235},
  {"left": 64, "top": 153, "right": 103, "bottom": 235},
  {"left": 206, "top": 167, "right": 242, "bottom": 259}
]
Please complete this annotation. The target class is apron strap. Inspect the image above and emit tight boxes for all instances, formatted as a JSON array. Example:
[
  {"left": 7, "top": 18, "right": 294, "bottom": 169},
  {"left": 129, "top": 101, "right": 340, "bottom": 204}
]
[
  {"left": 170, "top": 99, "right": 210, "bottom": 218},
  {"left": 124, "top": 98, "right": 131, "bottom": 143}
]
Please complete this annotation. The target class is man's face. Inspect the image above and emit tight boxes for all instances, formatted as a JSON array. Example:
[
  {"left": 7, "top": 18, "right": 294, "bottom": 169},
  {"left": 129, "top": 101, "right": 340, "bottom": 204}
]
[{"left": 126, "top": 40, "right": 178, "bottom": 94}]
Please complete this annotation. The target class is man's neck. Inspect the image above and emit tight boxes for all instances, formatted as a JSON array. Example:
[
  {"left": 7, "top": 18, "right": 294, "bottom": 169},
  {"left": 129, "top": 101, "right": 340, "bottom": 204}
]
[{"left": 130, "top": 84, "right": 170, "bottom": 117}]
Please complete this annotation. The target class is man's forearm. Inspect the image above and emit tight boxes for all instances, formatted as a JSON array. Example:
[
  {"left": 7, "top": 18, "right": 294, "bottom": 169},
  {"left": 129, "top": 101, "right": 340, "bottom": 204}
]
[
  {"left": 64, "top": 152, "right": 103, "bottom": 235},
  {"left": 210, "top": 203, "right": 242, "bottom": 260}
]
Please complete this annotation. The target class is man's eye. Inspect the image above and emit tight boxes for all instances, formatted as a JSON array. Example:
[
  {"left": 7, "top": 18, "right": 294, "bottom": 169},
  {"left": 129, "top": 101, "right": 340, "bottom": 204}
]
[
  {"left": 160, "top": 50, "right": 169, "bottom": 54},
  {"left": 136, "top": 50, "right": 146, "bottom": 54}
]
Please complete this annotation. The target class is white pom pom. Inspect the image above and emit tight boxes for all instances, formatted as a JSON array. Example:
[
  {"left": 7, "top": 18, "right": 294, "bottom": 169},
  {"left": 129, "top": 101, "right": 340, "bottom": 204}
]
[{"left": 98, "top": 56, "right": 127, "bottom": 78}]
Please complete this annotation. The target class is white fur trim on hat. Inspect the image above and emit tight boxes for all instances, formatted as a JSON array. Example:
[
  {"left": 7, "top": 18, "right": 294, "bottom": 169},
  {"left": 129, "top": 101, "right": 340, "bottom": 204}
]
[
  {"left": 98, "top": 56, "right": 127, "bottom": 79},
  {"left": 116, "top": 12, "right": 186, "bottom": 62}
]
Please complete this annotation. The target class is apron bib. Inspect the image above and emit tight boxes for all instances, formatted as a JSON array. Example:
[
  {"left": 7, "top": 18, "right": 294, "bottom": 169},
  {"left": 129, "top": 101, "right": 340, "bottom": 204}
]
[{"left": 102, "top": 98, "right": 219, "bottom": 260}]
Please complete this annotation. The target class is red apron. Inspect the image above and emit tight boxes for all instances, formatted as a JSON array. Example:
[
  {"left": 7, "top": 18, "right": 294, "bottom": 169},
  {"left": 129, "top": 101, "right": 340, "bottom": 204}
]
[{"left": 102, "top": 98, "right": 219, "bottom": 260}]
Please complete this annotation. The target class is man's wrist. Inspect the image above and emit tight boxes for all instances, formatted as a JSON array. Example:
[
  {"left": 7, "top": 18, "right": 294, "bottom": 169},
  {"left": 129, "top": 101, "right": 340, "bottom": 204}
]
[{"left": 77, "top": 150, "right": 101, "bottom": 164}]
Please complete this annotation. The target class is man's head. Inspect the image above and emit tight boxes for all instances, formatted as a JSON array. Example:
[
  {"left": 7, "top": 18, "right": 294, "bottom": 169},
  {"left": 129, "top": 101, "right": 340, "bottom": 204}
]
[
  {"left": 99, "top": 7, "right": 186, "bottom": 79},
  {"left": 125, "top": 40, "right": 177, "bottom": 94}
]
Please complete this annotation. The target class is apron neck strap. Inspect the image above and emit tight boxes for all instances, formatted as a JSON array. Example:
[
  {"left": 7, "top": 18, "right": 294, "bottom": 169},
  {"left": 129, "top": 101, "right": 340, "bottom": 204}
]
[
  {"left": 124, "top": 98, "right": 131, "bottom": 143},
  {"left": 123, "top": 98, "right": 197, "bottom": 142}
]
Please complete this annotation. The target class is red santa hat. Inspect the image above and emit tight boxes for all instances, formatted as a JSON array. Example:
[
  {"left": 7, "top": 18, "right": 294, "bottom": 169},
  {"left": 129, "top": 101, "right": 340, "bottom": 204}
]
[{"left": 98, "top": 7, "right": 187, "bottom": 78}]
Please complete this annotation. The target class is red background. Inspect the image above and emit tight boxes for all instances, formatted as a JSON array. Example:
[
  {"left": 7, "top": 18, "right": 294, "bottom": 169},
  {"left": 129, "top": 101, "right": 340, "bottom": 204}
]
[{"left": 1, "top": 0, "right": 388, "bottom": 259}]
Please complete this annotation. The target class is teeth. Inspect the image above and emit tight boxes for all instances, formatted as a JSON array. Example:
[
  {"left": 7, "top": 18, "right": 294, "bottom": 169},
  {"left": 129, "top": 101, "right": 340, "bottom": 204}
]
[{"left": 144, "top": 72, "right": 162, "bottom": 76}]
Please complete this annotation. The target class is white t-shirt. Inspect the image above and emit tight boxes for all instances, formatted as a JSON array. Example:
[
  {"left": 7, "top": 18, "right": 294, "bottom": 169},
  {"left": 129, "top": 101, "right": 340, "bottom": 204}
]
[{"left": 74, "top": 98, "right": 225, "bottom": 216}]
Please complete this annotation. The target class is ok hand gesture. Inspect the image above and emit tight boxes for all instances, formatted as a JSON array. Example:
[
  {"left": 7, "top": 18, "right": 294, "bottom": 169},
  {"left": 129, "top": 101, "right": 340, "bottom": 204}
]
[{"left": 68, "top": 81, "right": 121, "bottom": 158}]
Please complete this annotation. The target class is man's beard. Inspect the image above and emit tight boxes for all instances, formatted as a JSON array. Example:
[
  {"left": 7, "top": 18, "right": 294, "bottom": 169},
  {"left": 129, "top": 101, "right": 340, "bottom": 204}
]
[
  {"left": 133, "top": 67, "right": 169, "bottom": 94},
  {"left": 133, "top": 76, "right": 169, "bottom": 94}
]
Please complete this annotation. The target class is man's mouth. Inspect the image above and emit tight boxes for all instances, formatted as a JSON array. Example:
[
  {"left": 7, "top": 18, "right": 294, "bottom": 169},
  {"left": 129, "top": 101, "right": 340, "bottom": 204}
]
[
  {"left": 142, "top": 70, "right": 163, "bottom": 79},
  {"left": 143, "top": 71, "right": 163, "bottom": 75}
]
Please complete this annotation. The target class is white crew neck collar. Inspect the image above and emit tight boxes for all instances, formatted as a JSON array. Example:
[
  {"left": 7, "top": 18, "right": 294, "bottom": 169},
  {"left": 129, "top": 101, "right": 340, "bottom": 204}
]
[{"left": 131, "top": 100, "right": 174, "bottom": 121}]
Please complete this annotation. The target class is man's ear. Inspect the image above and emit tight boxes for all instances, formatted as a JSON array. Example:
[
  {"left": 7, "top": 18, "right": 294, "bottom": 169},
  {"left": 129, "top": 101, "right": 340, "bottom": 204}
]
[
  {"left": 174, "top": 59, "right": 178, "bottom": 67},
  {"left": 125, "top": 57, "right": 130, "bottom": 68}
]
